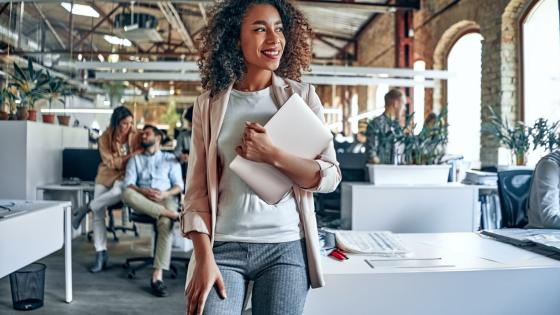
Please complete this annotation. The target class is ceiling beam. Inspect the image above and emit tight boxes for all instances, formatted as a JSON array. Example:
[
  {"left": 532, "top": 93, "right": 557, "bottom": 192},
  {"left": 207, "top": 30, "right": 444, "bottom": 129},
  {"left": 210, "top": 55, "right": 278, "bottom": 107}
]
[
  {"left": 32, "top": 2, "right": 66, "bottom": 49},
  {"left": 3, "top": 50, "right": 198, "bottom": 57},
  {"left": 296, "top": 0, "right": 417, "bottom": 11},
  {"left": 315, "top": 35, "right": 346, "bottom": 54},
  {"left": 158, "top": 2, "right": 196, "bottom": 52},
  {"left": 90, "top": 3, "right": 145, "bottom": 53},
  {"left": 73, "top": 3, "right": 122, "bottom": 49},
  {"left": 314, "top": 32, "right": 355, "bottom": 43}
]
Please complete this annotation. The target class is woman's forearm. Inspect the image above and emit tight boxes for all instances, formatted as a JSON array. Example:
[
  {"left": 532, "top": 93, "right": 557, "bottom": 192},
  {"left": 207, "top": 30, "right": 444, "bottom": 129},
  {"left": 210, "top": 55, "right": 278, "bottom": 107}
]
[
  {"left": 268, "top": 147, "right": 321, "bottom": 189},
  {"left": 188, "top": 231, "right": 214, "bottom": 262}
]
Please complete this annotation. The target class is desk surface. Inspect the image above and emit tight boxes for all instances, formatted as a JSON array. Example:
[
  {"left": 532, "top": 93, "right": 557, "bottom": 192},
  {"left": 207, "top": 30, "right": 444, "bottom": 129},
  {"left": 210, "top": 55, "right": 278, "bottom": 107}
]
[
  {"left": 307, "top": 232, "right": 560, "bottom": 315},
  {"left": 37, "top": 182, "right": 95, "bottom": 191},
  {"left": 322, "top": 232, "right": 560, "bottom": 275},
  {"left": 0, "top": 199, "right": 72, "bottom": 220}
]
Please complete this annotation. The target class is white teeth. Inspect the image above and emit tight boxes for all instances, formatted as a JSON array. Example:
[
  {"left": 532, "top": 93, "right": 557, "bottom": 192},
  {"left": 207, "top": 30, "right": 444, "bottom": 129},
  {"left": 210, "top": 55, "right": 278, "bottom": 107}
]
[{"left": 262, "top": 50, "right": 279, "bottom": 57}]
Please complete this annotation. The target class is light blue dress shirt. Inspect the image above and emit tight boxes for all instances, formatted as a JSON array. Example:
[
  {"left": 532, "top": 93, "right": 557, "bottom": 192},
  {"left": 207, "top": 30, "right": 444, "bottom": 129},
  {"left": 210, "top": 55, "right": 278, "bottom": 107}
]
[{"left": 124, "top": 150, "right": 184, "bottom": 192}]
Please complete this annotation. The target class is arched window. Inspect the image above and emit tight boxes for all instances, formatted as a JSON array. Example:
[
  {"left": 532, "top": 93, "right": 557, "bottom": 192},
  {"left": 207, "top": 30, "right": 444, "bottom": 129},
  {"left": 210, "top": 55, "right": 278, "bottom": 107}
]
[
  {"left": 446, "top": 32, "right": 483, "bottom": 163},
  {"left": 522, "top": 0, "right": 560, "bottom": 165}
]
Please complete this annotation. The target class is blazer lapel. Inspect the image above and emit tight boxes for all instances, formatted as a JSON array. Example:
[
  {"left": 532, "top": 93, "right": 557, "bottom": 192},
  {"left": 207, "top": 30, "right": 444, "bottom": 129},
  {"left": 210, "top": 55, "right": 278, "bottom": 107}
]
[
  {"left": 207, "top": 84, "right": 233, "bottom": 232},
  {"left": 271, "top": 72, "right": 292, "bottom": 108}
]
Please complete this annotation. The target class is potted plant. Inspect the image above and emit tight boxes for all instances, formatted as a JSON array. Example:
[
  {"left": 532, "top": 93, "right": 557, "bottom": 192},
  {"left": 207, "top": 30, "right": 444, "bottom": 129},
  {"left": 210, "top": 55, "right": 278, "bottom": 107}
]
[
  {"left": 365, "top": 110, "right": 451, "bottom": 185},
  {"left": 531, "top": 118, "right": 559, "bottom": 153},
  {"left": 57, "top": 87, "right": 74, "bottom": 126},
  {"left": 484, "top": 106, "right": 531, "bottom": 166},
  {"left": 9, "top": 59, "right": 47, "bottom": 121},
  {"left": 43, "top": 72, "right": 71, "bottom": 125},
  {"left": 0, "top": 85, "right": 17, "bottom": 120}
]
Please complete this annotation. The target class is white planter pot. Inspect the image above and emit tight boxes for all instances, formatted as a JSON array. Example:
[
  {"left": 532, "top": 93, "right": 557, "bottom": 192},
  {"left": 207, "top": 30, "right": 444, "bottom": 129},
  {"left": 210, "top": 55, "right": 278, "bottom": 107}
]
[{"left": 366, "top": 164, "right": 451, "bottom": 185}]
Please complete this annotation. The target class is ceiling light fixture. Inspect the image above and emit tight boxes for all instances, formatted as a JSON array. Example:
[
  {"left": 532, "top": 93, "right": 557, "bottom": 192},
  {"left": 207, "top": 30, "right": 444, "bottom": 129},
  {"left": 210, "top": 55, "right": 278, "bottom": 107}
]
[
  {"left": 61, "top": 3, "right": 100, "bottom": 18},
  {"left": 103, "top": 35, "right": 132, "bottom": 47}
]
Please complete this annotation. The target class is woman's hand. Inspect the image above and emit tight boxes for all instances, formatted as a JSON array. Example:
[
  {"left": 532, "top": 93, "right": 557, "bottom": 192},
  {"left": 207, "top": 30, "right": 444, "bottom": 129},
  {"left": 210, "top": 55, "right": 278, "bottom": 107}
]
[
  {"left": 235, "top": 122, "right": 277, "bottom": 164},
  {"left": 186, "top": 256, "right": 227, "bottom": 315}
]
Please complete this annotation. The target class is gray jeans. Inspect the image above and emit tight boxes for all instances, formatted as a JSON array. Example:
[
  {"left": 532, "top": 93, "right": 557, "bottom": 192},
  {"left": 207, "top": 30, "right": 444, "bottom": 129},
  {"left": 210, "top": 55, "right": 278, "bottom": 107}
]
[{"left": 203, "top": 239, "right": 310, "bottom": 315}]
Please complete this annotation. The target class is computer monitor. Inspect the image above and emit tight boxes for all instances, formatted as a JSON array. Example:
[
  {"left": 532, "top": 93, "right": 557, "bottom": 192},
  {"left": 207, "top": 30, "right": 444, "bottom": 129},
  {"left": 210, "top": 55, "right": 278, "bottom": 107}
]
[
  {"left": 336, "top": 153, "right": 368, "bottom": 182},
  {"left": 62, "top": 148, "right": 101, "bottom": 181}
]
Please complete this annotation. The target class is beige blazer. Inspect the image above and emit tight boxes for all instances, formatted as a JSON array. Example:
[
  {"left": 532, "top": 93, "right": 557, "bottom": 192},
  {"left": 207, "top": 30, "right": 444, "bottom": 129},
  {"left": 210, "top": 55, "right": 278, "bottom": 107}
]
[
  {"left": 95, "top": 127, "right": 143, "bottom": 188},
  {"left": 180, "top": 73, "right": 341, "bottom": 289}
]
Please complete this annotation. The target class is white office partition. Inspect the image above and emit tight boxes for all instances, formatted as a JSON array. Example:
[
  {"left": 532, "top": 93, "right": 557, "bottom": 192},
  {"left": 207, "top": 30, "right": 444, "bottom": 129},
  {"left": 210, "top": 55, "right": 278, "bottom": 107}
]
[
  {"left": 0, "top": 121, "right": 88, "bottom": 200},
  {"left": 341, "top": 182, "right": 479, "bottom": 232}
]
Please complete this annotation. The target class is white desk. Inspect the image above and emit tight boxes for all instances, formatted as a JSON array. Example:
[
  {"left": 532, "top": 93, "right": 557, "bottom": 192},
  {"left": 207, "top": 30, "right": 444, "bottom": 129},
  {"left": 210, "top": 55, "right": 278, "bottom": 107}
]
[
  {"left": 37, "top": 183, "right": 95, "bottom": 236},
  {"left": 305, "top": 233, "right": 560, "bottom": 315},
  {"left": 0, "top": 200, "right": 73, "bottom": 303},
  {"left": 341, "top": 183, "right": 479, "bottom": 232}
]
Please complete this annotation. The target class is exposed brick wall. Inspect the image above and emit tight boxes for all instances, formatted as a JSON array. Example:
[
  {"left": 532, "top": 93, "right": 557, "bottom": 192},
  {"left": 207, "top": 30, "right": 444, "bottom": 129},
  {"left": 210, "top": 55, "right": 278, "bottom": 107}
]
[
  {"left": 357, "top": 14, "right": 396, "bottom": 67},
  {"left": 355, "top": 0, "right": 535, "bottom": 166}
]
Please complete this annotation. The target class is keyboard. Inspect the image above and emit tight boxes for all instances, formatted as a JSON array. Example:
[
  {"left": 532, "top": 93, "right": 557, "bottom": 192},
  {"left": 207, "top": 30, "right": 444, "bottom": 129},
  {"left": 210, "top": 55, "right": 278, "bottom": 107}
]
[{"left": 335, "top": 231, "right": 410, "bottom": 255}]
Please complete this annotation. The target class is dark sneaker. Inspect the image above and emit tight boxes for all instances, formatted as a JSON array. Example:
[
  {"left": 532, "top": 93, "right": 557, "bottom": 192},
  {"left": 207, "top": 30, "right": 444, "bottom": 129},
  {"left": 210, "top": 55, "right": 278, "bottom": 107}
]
[{"left": 150, "top": 280, "right": 168, "bottom": 297}]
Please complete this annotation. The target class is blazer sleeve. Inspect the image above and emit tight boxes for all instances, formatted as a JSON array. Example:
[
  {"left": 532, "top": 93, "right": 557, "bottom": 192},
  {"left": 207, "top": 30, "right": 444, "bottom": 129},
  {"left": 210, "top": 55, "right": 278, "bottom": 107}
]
[
  {"left": 301, "top": 84, "right": 342, "bottom": 194},
  {"left": 180, "top": 95, "right": 212, "bottom": 238},
  {"left": 98, "top": 132, "right": 124, "bottom": 171}
]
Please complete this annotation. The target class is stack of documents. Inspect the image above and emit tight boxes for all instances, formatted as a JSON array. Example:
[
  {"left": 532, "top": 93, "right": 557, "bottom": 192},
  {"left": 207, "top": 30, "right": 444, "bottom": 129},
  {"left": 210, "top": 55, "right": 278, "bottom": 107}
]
[
  {"left": 334, "top": 231, "right": 410, "bottom": 255},
  {"left": 482, "top": 229, "right": 560, "bottom": 257},
  {"left": 463, "top": 170, "right": 498, "bottom": 186}
]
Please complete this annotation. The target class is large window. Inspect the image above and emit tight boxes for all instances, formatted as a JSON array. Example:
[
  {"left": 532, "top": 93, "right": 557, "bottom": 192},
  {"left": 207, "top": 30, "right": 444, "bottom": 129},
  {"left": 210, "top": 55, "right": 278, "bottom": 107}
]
[
  {"left": 413, "top": 60, "right": 426, "bottom": 134},
  {"left": 446, "top": 32, "right": 483, "bottom": 163},
  {"left": 522, "top": 0, "right": 560, "bottom": 165}
]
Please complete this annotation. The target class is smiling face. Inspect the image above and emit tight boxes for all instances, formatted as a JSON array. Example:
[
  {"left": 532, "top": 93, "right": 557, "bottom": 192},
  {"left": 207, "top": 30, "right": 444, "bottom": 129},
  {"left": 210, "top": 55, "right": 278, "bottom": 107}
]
[
  {"left": 239, "top": 4, "right": 286, "bottom": 74},
  {"left": 117, "top": 116, "right": 133, "bottom": 135}
]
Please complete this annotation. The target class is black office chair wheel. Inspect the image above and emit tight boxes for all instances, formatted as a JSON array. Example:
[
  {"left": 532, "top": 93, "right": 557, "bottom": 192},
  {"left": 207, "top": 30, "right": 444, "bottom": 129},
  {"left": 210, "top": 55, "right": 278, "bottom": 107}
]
[{"left": 127, "top": 270, "right": 136, "bottom": 279}]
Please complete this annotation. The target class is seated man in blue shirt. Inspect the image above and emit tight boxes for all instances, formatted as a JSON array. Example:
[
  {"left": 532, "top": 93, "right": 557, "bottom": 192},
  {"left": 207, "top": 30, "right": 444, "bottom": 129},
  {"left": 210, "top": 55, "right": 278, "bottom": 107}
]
[{"left": 122, "top": 124, "right": 184, "bottom": 297}]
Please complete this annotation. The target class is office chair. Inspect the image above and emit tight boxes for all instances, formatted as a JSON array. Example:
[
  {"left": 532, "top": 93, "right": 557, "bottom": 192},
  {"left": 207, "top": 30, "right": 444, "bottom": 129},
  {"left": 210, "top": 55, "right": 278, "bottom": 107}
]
[
  {"left": 122, "top": 202, "right": 189, "bottom": 279},
  {"left": 87, "top": 202, "right": 139, "bottom": 242},
  {"left": 497, "top": 169, "right": 533, "bottom": 228},
  {"left": 315, "top": 153, "right": 368, "bottom": 215}
]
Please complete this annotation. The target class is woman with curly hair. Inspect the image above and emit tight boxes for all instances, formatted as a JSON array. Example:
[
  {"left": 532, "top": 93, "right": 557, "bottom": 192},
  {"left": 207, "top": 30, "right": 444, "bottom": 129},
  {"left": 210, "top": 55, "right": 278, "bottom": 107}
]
[{"left": 181, "top": 1, "right": 341, "bottom": 314}]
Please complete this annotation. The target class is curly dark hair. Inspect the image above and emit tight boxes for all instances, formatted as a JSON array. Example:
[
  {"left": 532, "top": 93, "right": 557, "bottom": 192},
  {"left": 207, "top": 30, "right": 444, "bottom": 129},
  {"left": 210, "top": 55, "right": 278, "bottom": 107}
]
[{"left": 198, "top": 0, "right": 313, "bottom": 96}]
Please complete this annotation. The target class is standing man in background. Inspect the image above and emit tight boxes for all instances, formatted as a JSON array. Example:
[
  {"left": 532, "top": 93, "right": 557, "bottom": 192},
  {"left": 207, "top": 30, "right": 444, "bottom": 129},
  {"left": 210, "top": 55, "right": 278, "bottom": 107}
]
[{"left": 365, "top": 89, "right": 406, "bottom": 164}]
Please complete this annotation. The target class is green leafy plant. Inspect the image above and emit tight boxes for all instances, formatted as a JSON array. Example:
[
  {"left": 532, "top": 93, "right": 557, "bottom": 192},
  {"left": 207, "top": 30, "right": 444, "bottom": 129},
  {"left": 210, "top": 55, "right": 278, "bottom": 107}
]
[
  {"left": 44, "top": 71, "right": 72, "bottom": 111},
  {"left": 9, "top": 59, "right": 48, "bottom": 108},
  {"left": 484, "top": 106, "right": 560, "bottom": 165},
  {"left": 531, "top": 118, "right": 559, "bottom": 152},
  {"left": 365, "top": 109, "right": 448, "bottom": 165},
  {"left": 402, "top": 109, "right": 449, "bottom": 165},
  {"left": 484, "top": 106, "right": 532, "bottom": 165},
  {"left": 0, "top": 85, "right": 17, "bottom": 114}
]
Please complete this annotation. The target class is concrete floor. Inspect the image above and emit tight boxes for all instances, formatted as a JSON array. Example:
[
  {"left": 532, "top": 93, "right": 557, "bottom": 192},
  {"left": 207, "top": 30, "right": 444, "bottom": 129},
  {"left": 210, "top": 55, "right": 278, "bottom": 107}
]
[{"left": 0, "top": 225, "right": 190, "bottom": 315}]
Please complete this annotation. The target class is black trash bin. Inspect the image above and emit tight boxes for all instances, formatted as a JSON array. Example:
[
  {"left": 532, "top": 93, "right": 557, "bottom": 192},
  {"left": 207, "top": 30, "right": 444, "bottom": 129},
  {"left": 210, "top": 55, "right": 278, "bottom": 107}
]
[{"left": 9, "top": 263, "right": 46, "bottom": 311}]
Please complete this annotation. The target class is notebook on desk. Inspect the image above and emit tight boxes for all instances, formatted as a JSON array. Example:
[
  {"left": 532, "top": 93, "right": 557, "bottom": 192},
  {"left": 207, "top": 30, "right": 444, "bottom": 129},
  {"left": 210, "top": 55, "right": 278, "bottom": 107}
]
[
  {"left": 482, "top": 229, "right": 560, "bottom": 255},
  {"left": 230, "top": 93, "right": 333, "bottom": 204}
]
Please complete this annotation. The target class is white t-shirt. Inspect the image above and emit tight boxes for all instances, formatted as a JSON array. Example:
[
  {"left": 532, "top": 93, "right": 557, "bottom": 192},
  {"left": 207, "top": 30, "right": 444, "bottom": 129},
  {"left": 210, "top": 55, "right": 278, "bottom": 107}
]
[{"left": 215, "top": 87, "right": 303, "bottom": 243}]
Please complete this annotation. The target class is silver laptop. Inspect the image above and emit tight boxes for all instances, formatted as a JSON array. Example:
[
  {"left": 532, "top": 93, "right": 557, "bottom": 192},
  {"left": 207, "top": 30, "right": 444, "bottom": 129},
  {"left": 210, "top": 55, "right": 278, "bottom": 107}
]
[{"left": 230, "top": 93, "right": 333, "bottom": 204}]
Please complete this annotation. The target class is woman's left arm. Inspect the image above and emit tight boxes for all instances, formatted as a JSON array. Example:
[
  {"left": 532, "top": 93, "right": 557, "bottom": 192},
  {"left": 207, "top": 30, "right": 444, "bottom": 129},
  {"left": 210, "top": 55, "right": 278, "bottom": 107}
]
[{"left": 236, "top": 85, "right": 341, "bottom": 193}]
